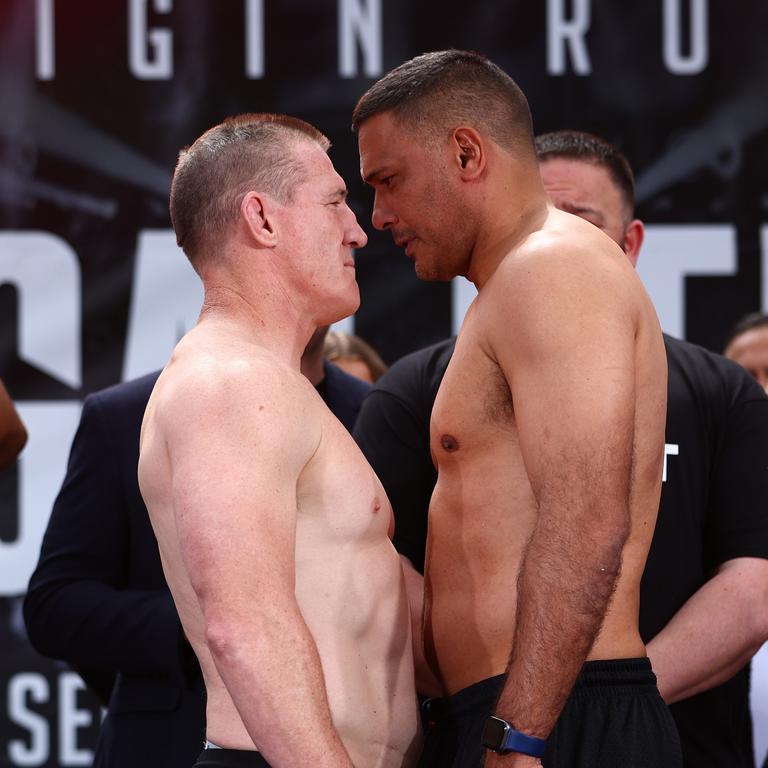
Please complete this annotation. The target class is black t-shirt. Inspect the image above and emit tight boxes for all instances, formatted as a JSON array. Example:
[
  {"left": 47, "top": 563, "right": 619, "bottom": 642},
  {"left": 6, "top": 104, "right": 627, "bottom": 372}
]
[{"left": 353, "top": 334, "right": 768, "bottom": 768}]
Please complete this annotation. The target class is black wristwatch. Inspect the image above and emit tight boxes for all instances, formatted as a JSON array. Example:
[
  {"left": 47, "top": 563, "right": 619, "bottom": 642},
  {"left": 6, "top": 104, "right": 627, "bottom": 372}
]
[{"left": 481, "top": 716, "right": 547, "bottom": 757}]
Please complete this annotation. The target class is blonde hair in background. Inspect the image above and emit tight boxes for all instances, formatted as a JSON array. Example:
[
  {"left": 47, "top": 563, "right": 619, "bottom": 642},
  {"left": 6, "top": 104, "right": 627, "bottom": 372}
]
[{"left": 324, "top": 331, "right": 388, "bottom": 383}]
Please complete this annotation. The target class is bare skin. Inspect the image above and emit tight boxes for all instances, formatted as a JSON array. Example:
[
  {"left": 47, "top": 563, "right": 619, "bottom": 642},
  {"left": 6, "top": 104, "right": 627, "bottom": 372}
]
[
  {"left": 540, "top": 154, "right": 768, "bottom": 706},
  {"left": 139, "top": 137, "right": 420, "bottom": 768},
  {"left": 359, "top": 112, "right": 667, "bottom": 767},
  {"left": 0, "top": 380, "right": 27, "bottom": 470}
]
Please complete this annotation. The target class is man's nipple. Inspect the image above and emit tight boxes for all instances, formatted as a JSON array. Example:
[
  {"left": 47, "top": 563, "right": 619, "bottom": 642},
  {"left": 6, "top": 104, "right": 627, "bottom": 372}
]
[{"left": 441, "top": 434, "right": 459, "bottom": 452}]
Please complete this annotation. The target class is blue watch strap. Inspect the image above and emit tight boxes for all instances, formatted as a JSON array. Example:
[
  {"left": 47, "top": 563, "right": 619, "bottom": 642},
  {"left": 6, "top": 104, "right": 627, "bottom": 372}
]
[
  {"left": 501, "top": 725, "right": 547, "bottom": 758},
  {"left": 482, "top": 715, "right": 547, "bottom": 758}
]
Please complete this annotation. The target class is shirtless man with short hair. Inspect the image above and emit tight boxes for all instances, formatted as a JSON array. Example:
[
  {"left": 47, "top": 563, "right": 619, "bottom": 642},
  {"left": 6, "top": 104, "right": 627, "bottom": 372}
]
[
  {"left": 138, "top": 113, "right": 420, "bottom": 768},
  {"left": 353, "top": 51, "right": 680, "bottom": 767}
]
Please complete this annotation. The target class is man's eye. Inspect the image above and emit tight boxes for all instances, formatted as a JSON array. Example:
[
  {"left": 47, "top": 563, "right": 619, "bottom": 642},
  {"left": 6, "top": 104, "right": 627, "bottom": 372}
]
[{"left": 380, "top": 176, "right": 394, "bottom": 187}]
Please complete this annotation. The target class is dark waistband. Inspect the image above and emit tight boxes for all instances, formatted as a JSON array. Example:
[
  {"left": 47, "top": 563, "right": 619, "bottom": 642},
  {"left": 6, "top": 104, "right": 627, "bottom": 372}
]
[
  {"left": 423, "top": 658, "right": 656, "bottom": 720},
  {"left": 194, "top": 748, "right": 269, "bottom": 767}
]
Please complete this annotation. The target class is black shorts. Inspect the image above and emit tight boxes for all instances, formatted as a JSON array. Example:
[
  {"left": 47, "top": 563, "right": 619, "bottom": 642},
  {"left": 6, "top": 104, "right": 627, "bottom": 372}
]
[
  {"left": 418, "top": 658, "right": 682, "bottom": 768},
  {"left": 193, "top": 749, "right": 270, "bottom": 767}
]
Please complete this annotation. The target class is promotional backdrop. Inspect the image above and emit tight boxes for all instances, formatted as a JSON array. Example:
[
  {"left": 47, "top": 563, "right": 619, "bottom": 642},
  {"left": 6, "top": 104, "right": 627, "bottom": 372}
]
[{"left": 1, "top": 1, "right": 767, "bottom": 765}]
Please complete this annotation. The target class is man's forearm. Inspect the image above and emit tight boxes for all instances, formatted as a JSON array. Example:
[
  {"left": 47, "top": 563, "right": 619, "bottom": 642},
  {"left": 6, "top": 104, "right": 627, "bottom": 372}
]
[
  {"left": 492, "top": 507, "right": 627, "bottom": 742},
  {"left": 208, "top": 603, "right": 354, "bottom": 768},
  {"left": 647, "top": 557, "right": 768, "bottom": 704}
]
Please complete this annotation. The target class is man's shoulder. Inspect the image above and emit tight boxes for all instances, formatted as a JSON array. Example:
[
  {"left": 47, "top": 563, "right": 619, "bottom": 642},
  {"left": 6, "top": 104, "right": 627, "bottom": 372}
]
[
  {"left": 664, "top": 334, "right": 767, "bottom": 409},
  {"left": 517, "top": 209, "right": 627, "bottom": 268},
  {"left": 490, "top": 219, "right": 638, "bottom": 317},
  {"left": 84, "top": 371, "right": 160, "bottom": 422},
  {"left": 170, "top": 346, "right": 299, "bottom": 396},
  {"left": 152, "top": 348, "right": 310, "bottom": 441}
]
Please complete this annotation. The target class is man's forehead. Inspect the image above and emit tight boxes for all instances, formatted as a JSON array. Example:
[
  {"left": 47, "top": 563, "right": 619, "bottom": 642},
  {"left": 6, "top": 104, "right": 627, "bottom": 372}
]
[
  {"left": 296, "top": 140, "right": 332, "bottom": 169},
  {"left": 540, "top": 157, "right": 623, "bottom": 206},
  {"left": 358, "top": 111, "right": 400, "bottom": 144},
  {"left": 540, "top": 156, "right": 611, "bottom": 187},
  {"left": 298, "top": 143, "right": 344, "bottom": 185},
  {"left": 357, "top": 112, "right": 405, "bottom": 176},
  {"left": 732, "top": 327, "right": 768, "bottom": 352}
]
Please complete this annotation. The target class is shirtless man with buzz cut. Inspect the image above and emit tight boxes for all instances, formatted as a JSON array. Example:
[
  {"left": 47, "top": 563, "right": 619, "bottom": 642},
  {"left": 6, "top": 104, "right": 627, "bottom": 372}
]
[
  {"left": 138, "top": 113, "right": 421, "bottom": 768},
  {"left": 353, "top": 51, "right": 681, "bottom": 767}
]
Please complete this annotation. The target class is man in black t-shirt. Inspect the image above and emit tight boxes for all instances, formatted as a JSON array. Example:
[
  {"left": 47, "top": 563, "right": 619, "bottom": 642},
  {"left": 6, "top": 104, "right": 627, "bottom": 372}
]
[{"left": 354, "top": 131, "right": 768, "bottom": 767}]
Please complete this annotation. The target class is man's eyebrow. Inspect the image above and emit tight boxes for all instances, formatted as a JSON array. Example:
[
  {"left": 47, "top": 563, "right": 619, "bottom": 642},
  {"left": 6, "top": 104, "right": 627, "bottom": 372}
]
[
  {"left": 567, "top": 204, "right": 603, "bottom": 219},
  {"left": 362, "top": 167, "right": 386, "bottom": 185},
  {"left": 327, "top": 187, "right": 348, "bottom": 200}
]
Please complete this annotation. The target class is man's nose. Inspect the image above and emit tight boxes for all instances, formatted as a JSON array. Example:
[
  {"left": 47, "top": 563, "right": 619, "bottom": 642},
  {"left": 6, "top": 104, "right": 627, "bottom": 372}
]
[
  {"left": 372, "top": 196, "right": 396, "bottom": 231},
  {"left": 345, "top": 216, "right": 368, "bottom": 249}
]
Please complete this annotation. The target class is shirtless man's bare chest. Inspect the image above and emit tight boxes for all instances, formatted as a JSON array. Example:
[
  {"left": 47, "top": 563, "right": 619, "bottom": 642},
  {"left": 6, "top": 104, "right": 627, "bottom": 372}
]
[
  {"left": 424, "top": 233, "right": 666, "bottom": 698},
  {"left": 425, "top": 302, "right": 539, "bottom": 694},
  {"left": 141, "top": 332, "right": 421, "bottom": 768}
]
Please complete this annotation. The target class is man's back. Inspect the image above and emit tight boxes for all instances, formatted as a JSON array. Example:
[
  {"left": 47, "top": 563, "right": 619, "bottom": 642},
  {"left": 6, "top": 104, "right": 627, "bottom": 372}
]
[{"left": 139, "top": 319, "right": 420, "bottom": 767}]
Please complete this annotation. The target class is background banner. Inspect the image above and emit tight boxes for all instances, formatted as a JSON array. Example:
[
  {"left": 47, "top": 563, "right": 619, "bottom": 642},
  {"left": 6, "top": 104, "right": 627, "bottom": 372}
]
[{"left": 1, "top": 1, "right": 767, "bottom": 764}]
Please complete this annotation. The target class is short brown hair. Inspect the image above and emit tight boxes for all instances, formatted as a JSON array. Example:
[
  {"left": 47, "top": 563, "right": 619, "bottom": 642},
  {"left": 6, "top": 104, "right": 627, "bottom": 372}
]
[
  {"left": 351, "top": 50, "right": 534, "bottom": 154},
  {"left": 535, "top": 130, "right": 636, "bottom": 218},
  {"left": 170, "top": 113, "right": 330, "bottom": 266},
  {"left": 725, "top": 311, "right": 768, "bottom": 350}
]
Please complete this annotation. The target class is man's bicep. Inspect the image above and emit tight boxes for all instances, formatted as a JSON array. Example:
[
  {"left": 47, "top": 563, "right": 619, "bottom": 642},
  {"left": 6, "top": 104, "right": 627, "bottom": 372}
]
[
  {"left": 166, "top": 400, "right": 307, "bottom": 603},
  {"left": 492, "top": 281, "right": 637, "bottom": 501}
]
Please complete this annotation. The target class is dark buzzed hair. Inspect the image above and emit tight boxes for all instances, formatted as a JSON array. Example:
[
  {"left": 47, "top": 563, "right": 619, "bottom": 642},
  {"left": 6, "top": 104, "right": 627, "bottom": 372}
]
[
  {"left": 725, "top": 311, "right": 768, "bottom": 349},
  {"left": 535, "top": 130, "right": 636, "bottom": 217},
  {"left": 170, "top": 113, "right": 330, "bottom": 267},
  {"left": 351, "top": 49, "right": 535, "bottom": 154}
]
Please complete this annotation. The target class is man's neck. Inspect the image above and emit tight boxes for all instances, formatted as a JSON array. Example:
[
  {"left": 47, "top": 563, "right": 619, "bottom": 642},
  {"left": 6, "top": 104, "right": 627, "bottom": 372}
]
[
  {"left": 199, "top": 277, "right": 313, "bottom": 370},
  {"left": 466, "top": 167, "right": 549, "bottom": 290}
]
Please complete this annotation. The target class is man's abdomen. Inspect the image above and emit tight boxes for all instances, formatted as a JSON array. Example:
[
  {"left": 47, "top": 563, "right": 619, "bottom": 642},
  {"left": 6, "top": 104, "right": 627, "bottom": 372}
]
[
  {"left": 297, "top": 541, "right": 420, "bottom": 766},
  {"left": 425, "top": 477, "right": 533, "bottom": 695}
]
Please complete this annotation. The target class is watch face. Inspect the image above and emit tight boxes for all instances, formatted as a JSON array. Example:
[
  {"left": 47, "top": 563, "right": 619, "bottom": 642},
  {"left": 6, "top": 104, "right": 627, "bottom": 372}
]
[{"left": 481, "top": 716, "right": 509, "bottom": 749}]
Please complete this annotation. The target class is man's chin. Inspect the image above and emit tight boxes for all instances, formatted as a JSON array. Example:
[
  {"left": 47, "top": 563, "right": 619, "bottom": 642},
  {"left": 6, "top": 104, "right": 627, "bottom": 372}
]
[
  {"left": 321, "top": 290, "right": 360, "bottom": 326},
  {"left": 414, "top": 258, "right": 452, "bottom": 283}
]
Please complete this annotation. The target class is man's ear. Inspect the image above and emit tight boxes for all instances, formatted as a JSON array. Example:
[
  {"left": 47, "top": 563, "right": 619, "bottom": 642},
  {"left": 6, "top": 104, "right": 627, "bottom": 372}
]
[
  {"left": 241, "top": 191, "right": 279, "bottom": 247},
  {"left": 623, "top": 218, "right": 644, "bottom": 267},
  {"left": 451, "top": 127, "right": 485, "bottom": 180}
]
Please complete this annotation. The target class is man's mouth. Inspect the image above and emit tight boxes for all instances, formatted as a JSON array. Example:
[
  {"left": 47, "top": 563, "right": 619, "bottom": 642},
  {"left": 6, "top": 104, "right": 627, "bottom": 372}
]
[{"left": 395, "top": 237, "right": 415, "bottom": 258}]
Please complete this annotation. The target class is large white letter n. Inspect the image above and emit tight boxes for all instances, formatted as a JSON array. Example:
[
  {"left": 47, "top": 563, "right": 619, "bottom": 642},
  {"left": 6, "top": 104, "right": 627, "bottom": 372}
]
[{"left": 338, "top": 0, "right": 382, "bottom": 78}]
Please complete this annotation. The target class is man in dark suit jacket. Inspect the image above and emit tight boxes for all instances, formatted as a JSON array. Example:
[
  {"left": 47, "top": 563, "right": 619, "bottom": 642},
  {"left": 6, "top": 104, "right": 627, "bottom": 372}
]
[{"left": 23, "top": 341, "right": 370, "bottom": 768}]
